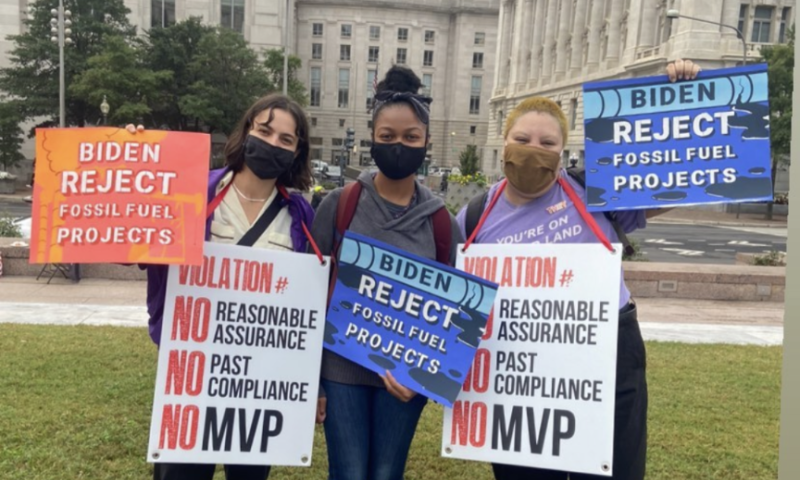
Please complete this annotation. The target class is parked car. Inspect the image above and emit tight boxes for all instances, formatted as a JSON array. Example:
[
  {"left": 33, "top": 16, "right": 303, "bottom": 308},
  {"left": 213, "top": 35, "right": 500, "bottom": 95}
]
[
  {"left": 322, "top": 165, "right": 342, "bottom": 180},
  {"left": 311, "top": 160, "right": 328, "bottom": 175}
]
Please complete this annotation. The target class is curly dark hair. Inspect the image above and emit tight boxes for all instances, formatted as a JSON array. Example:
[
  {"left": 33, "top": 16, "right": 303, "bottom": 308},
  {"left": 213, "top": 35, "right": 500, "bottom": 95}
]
[{"left": 223, "top": 94, "right": 313, "bottom": 191}]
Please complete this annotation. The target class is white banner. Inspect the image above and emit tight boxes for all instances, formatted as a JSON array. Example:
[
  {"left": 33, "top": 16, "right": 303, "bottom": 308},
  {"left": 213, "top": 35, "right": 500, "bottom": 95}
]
[
  {"left": 442, "top": 243, "right": 622, "bottom": 476},
  {"left": 148, "top": 242, "right": 330, "bottom": 466}
]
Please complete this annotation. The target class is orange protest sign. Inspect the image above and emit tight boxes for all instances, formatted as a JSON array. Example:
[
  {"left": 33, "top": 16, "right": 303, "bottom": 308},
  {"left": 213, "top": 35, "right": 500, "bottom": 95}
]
[{"left": 30, "top": 128, "right": 210, "bottom": 266}]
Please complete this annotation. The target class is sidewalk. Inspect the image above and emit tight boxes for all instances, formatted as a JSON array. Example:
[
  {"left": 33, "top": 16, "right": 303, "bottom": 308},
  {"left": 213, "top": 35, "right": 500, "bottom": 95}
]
[
  {"left": 651, "top": 207, "right": 788, "bottom": 228},
  {"left": 0, "top": 276, "right": 786, "bottom": 346}
]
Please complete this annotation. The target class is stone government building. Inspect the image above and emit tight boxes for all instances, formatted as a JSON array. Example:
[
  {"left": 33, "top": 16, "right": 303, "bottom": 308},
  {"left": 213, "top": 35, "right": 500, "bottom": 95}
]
[
  {"left": 0, "top": 0, "right": 500, "bottom": 179},
  {"left": 483, "top": 0, "right": 794, "bottom": 195}
]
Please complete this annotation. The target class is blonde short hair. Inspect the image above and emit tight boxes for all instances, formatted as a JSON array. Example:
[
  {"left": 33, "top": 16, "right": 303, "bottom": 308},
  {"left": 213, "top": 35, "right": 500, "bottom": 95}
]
[{"left": 503, "top": 96, "right": 569, "bottom": 145}]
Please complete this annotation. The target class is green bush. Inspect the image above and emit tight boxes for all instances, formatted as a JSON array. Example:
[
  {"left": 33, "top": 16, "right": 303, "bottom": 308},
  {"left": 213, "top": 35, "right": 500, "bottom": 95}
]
[
  {"left": 753, "top": 250, "right": 785, "bottom": 266},
  {"left": 0, "top": 214, "right": 21, "bottom": 238}
]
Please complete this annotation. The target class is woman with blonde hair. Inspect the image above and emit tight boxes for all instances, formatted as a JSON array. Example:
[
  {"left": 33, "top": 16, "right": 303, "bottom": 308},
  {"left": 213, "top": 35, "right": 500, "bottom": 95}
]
[{"left": 458, "top": 60, "right": 700, "bottom": 480}]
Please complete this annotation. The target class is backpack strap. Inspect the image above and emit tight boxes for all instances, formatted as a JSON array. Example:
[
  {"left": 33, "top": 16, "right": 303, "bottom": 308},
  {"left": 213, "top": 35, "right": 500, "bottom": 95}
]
[
  {"left": 328, "top": 182, "right": 362, "bottom": 306},
  {"left": 431, "top": 207, "right": 452, "bottom": 265},
  {"left": 566, "top": 167, "right": 635, "bottom": 257},
  {"left": 464, "top": 191, "right": 489, "bottom": 241}
]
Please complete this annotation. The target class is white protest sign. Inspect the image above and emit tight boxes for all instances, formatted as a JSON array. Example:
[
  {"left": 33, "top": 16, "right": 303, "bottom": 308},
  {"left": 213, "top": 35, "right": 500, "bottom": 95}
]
[
  {"left": 442, "top": 243, "right": 622, "bottom": 476},
  {"left": 148, "top": 242, "right": 330, "bottom": 466}
]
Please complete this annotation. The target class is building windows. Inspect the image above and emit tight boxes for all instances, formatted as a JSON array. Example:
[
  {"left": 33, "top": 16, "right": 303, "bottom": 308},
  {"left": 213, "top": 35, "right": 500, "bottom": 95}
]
[
  {"left": 310, "top": 136, "right": 323, "bottom": 145},
  {"left": 370, "top": 25, "right": 381, "bottom": 41},
  {"left": 310, "top": 118, "right": 318, "bottom": 127},
  {"left": 752, "top": 6, "right": 773, "bottom": 43},
  {"left": 422, "top": 74, "right": 432, "bottom": 97},
  {"left": 423, "top": 50, "right": 434, "bottom": 67},
  {"left": 360, "top": 140, "right": 372, "bottom": 148},
  {"left": 398, "top": 27, "right": 409, "bottom": 41},
  {"left": 332, "top": 138, "right": 343, "bottom": 146},
  {"left": 469, "top": 76, "right": 482, "bottom": 115},
  {"left": 475, "top": 32, "right": 486, "bottom": 45},
  {"left": 470, "top": 125, "right": 477, "bottom": 135},
  {"left": 396, "top": 48, "right": 407, "bottom": 65},
  {"left": 492, "top": 149, "right": 498, "bottom": 170},
  {"left": 368, "top": 46, "right": 380, "bottom": 63},
  {"left": 339, "top": 119, "right": 346, "bottom": 128},
  {"left": 338, "top": 68, "right": 350, "bottom": 109},
  {"left": 312, "top": 43, "right": 323, "bottom": 60},
  {"left": 425, "top": 30, "right": 435, "bottom": 44},
  {"left": 341, "top": 24, "right": 352, "bottom": 39},
  {"left": 472, "top": 52, "right": 484, "bottom": 69},
  {"left": 366, "top": 69, "right": 377, "bottom": 109},
  {"left": 151, "top": 0, "right": 176, "bottom": 28},
  {"left": 367, "top": 120, "right": 374, "bottom": 129},
  {"left": 570, "top": 98, "right": 578, "bottom": 130},
  {"left": 310, "top": 148, "right": 323, "bottom": 160},
  {"left": 738, "top": 5, "right": 749, "bottom": 40},
  {"left": 310, "top": 67, "right": 322, "bottom": 107},
  {"left": 313, "top": 23, "right": 323, "bottom": 36},
  {"left": 340, "top": 44, "right": 351, "bottom": 61},
  {"left": 779, "top": 7, "right": 791, "bottom": 43},
  {"left": 497, "top": 110, "right": 504, "bottom": 136},
  {"left": 221, "top": 0, "right": 244, "bottom": 33}
]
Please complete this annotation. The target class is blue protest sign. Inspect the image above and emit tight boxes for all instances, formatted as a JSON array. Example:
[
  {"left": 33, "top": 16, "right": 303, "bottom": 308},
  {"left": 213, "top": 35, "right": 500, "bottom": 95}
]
[
  {"left": 324, "top": 232, "right": 499, "bottom": 407},
  {"left": 582, "top": 63, "right": 772, "bottom": 212}
]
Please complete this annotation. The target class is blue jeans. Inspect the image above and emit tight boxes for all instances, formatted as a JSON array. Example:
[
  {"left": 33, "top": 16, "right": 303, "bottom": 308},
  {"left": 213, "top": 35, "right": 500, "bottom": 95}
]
[{"left": 322, "top": 379, "right": 428, "bottom": 480}]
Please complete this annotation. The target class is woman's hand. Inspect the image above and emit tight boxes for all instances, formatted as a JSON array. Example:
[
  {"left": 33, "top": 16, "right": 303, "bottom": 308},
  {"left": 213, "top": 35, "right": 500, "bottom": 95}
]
[
  {"left": 316, "top": 397, "right": 327, "bottom": 424},
  {"left": 125, "top": 124, "right": 145, "bottom": 134},
  {"left": 666, "top": 58, "right": 701, "bottom": 82},
  {"left": 380, "top": 370, "right": 417, "bottom": 402}
]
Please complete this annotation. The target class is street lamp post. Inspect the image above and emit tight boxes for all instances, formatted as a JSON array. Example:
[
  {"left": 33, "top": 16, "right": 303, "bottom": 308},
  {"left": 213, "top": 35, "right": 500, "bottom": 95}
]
[
  {"left": 450, "top": 131, "right": 457, "bottom": 167},
  {"left": 666, "top": 9, "right": 748, "bottom": 219},
  {"left": 282, "top": 0, "right": 289, "bottom": 95},
  {"left": 100, "top": 95, "right": 109, "bottom": 125},
  {"left": 50, "top": 1, "right": 72, "bottom": 128},
  {"left": 666, "top": 10, "right": 747, "bottom": 67}
]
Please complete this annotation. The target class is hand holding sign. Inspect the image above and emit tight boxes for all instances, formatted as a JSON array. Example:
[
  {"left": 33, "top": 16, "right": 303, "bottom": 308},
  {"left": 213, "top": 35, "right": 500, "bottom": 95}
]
[
  {"left": 666, "top": 58, "right": 701, "bottom": 82},
  {"left": 582, "top": 63, "right": 772, "bottom": 211}
]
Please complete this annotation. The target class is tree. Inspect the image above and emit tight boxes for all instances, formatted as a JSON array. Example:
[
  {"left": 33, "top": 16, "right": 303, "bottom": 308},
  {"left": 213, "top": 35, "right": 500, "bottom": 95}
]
[
  {"left": 0, "top": 100, "right": 26, "bottom": 172},
  {"left": 262, "top": 49, "right": 308, "bottom": 106},
  {"left": 70, "top": 36, "right": 172, "bottom": 126},
  {"left": 179, "top": 28, "right": 273, "bottom": 134},
  {"left": 760, "top": 25, "right": 794, "bottom": 219},
  {"left": 143, "top": 17, "right": 214, "bottom": 130},
  {"left": 0, "top": 0, "right": 136, "bottom": 132},
  {"left": 459, "top": 144, "right": 480, "bottom": 176}
]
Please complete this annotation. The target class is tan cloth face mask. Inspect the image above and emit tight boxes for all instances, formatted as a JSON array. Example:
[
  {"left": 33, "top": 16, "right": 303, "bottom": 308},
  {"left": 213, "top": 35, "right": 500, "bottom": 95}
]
[{"left": 502, "top": 143, "right": 562, "bottom": 196}]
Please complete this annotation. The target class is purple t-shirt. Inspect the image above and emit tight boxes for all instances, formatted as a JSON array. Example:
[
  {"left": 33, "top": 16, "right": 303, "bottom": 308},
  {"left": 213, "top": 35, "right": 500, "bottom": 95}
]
[{"left": 456, "top": 169, "right": 647, "bottom": 310}]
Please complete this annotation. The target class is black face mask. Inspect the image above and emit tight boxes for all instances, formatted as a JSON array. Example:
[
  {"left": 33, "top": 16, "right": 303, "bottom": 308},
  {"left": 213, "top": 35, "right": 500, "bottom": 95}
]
[
  {"left": 243, "top": 135, "right": 295, "bottom": 180},
  {"left": 370, "top": 143, "right": 427, "bottom": 180}
]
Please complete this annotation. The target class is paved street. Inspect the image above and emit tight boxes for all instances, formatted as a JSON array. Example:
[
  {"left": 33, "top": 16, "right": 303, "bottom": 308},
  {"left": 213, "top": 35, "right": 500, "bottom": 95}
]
[
  {"left": 2, "top": 197, "right": 789, "bottom": 266},
  {"left": 0, "top": 199, "right": 30, "bottom": 218},
  {"left": 631, "top": 223, "right": 787, "bottom": 264}
]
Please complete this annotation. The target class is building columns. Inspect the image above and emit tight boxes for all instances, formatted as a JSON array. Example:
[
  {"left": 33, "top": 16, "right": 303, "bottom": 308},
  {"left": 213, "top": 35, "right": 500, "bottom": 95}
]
[
  {"left": 606, "top": 0, "right": 625, "bottom": 67},
  {"left": 587, "top": 0, "right": 605, "bottom": 72},
  {"left": 555, "top": 0, "right": 573, "bottom": 79}
]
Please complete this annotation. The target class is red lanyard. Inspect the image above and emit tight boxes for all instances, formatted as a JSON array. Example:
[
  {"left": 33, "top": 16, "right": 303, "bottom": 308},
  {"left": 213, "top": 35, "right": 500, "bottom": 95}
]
[
  {"left": 462, "top": 176, "right": 614, "bottom": 253},
  {"left": 205, "top": 178, "right": 326, "bottom": 264}
]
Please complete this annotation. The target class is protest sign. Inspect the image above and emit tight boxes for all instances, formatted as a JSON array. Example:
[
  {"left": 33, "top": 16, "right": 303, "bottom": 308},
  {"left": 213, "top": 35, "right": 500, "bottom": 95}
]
[
  {"left": 325, "top": 232, "right": 499, "bottom": 407},
  {"left": 582, "top": 63, "right": 772, "bottom": 212},
  {"left": 30, "top": 127, "right": 209, "bottom": 265},
  {"left": 147, "top": 242, "right": 329, "bottom": 466},
  {"left": 442, "top": 243, "right": 621, "bottom": 476}
]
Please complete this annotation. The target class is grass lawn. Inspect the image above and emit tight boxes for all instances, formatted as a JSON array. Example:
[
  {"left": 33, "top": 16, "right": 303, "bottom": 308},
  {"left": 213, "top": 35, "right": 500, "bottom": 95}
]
[{"left": 0, "top": 325, "right": 782, "bottom": 480}]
